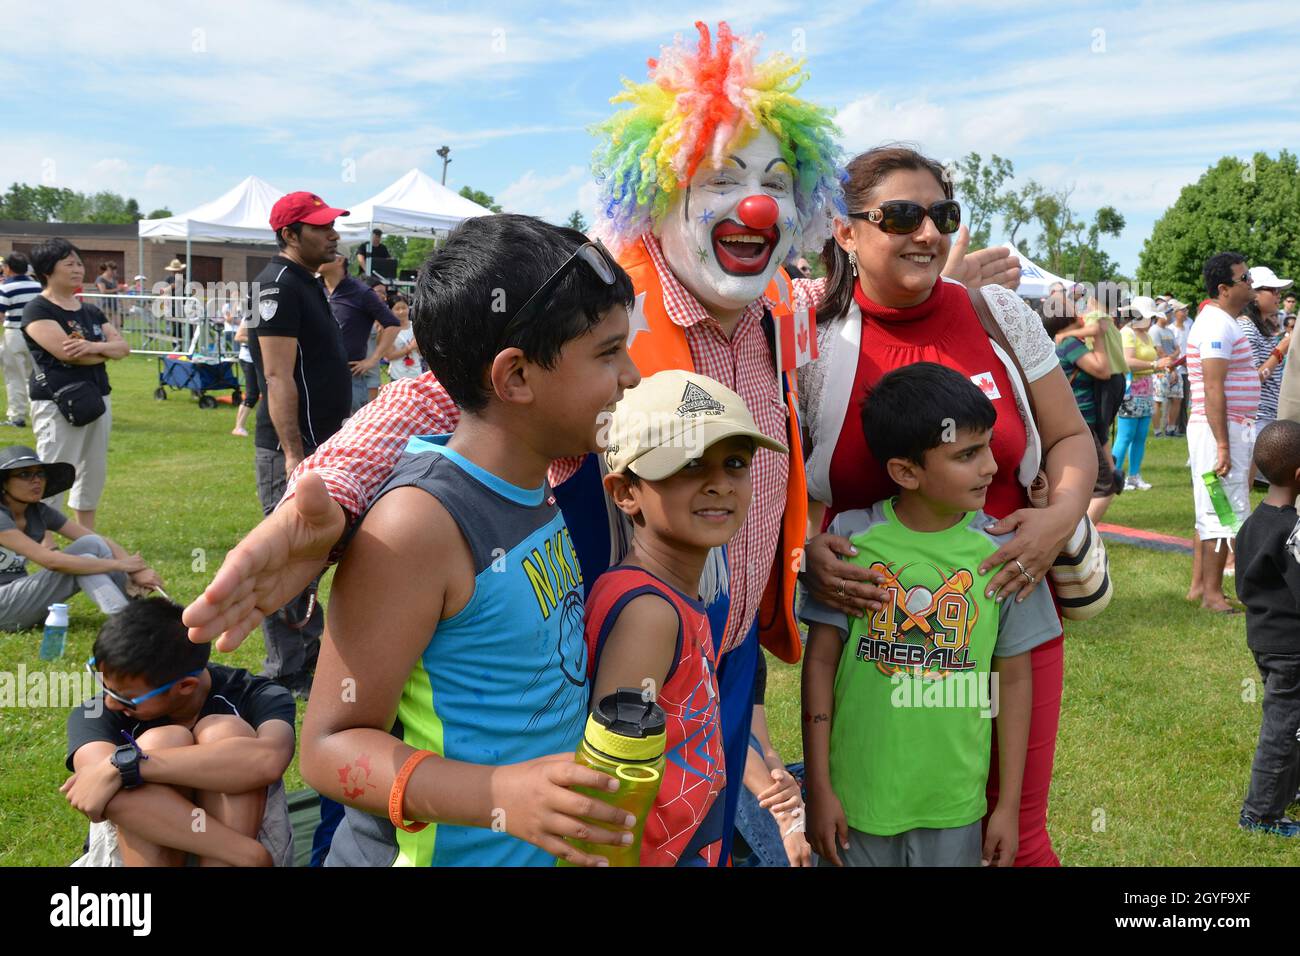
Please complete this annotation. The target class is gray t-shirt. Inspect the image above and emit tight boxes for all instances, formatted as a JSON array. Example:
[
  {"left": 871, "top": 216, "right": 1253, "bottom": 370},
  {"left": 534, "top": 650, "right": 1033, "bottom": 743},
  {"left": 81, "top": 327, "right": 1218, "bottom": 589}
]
[
  {"left": 1151, "top": 323, "right": 1177, "bottom": 359},
  {"left": 0, "top": 502, "right": 67, "bottom": 583},
  {"left": 799, "top": 502, "right": 1060, "bottom": 659}
]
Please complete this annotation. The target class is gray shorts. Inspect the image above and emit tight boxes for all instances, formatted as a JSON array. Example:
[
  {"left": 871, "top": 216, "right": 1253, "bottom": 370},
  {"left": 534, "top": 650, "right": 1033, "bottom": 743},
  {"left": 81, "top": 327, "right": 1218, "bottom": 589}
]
[
  {"left": 72, "top": 779, "right": 294, "bottom": 867},
  {"left": 818, "top": 821, "right": 983, "bottom": 867}
]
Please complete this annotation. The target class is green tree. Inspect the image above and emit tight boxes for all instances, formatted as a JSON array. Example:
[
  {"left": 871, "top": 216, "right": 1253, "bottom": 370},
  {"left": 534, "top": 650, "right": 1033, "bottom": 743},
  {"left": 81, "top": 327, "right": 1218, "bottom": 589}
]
[
  {"left": 458, "top": 186, "right": 501, "bottom": 213},
  {"left": 955, "top": 152, "right": 1015, "bottom": 249},
  {"left": 1138, "top": 151, "right": 1300, "bottom": 304},
  {"left": 146, "top": 208, "right": 173, "bottom": 219},
  {"left": 0, "top": 182, "right": 146, "bottom": 223},
  {"left": 1073, "top": 205, "right": 1125, "bottom": 282},
  {"left": 80, "top": 191, "right": 142, "bottom": 224},
  {"left": 1001, "top": 181, "right": 1042, "bottom": 248},
  {"left": 399, "top": 238, "right": 438, "bottom": 272},
  {"left": 564, "top": 210, "right": 588, "bottom": 232}
]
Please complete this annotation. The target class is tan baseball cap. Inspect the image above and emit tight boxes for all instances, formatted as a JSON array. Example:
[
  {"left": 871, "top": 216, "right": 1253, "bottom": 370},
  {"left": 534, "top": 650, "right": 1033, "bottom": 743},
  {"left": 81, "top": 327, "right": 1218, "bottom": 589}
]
[{"left": 603, "top": 370, "right": 787, "bottom": 480}]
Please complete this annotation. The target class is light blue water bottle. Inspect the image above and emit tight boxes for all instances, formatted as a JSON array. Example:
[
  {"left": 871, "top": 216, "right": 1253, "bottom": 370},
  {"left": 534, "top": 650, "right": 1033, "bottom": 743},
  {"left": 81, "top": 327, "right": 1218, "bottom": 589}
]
[{"left": 39, "top": 603, "right": 69, "bottom": 661}]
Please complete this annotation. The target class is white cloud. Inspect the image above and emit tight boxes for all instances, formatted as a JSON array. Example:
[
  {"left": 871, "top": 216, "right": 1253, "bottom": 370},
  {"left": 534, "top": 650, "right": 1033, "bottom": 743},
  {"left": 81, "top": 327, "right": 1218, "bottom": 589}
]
[{"left": 498, "top": 165, "right": 588, "bottom": 221}]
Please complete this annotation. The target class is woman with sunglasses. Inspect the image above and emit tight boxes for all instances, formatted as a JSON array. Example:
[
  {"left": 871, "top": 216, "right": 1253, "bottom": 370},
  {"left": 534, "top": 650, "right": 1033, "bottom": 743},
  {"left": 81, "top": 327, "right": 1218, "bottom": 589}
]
[
  {"left": 0, "top": 445, "right": 162, "bottom": 630},
  {"left": 795, "top": 146, "right": 1097, "bottom": 866}
]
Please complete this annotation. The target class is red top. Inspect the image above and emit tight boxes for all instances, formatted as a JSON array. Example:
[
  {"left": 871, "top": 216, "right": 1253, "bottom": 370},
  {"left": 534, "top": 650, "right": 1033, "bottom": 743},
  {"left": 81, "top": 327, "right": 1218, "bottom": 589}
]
[
  {"left": 584, "top": 567, "right": 725, "bottom": 867},
  {"left": 826, "top": 278, "right": 1030, "bottom": 525}
]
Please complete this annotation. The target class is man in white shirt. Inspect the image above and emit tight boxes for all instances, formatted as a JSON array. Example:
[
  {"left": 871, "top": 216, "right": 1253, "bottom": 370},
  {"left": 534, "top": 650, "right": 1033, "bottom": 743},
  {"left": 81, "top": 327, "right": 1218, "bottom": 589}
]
[{"left": 1186, "top": 252, "right": 1259, "bottom": 613}]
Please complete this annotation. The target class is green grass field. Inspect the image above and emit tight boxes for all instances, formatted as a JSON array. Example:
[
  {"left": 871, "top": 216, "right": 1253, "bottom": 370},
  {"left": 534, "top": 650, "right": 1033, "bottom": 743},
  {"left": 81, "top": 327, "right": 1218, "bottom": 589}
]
[{"left": 0, "top": 363, "right": 1291, "bottom": 865}]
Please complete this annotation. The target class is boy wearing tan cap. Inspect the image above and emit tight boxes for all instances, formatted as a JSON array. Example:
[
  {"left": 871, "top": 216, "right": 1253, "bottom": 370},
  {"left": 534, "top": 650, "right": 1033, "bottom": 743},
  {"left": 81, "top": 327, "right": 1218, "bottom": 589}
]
[{"left": 585, "top": 368, "right": 787, "bottom": 865}]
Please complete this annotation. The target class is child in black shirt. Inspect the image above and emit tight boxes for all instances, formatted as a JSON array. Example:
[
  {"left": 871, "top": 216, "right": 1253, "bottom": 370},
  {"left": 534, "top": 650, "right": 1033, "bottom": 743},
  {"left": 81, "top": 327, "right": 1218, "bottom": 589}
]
[
  {"left": 64, "top": 599, "right": 296, "bottom": 865},
  {"left": 1236, "top": 419, "right": 1300, "bottom": 836}
]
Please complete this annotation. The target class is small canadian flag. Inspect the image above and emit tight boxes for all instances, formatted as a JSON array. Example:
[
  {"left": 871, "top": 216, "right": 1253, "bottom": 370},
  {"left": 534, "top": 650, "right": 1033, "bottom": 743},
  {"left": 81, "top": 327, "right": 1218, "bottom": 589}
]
[{"left": 777, "top": 306, "right": 818, "bottom": 372}]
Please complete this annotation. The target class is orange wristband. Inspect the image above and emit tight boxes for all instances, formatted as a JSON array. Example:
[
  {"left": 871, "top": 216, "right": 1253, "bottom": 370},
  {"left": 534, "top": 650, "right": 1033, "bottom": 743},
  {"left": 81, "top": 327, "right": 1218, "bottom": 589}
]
[{"left": 389, "top": 749, "right": 435, "bottom": 833}]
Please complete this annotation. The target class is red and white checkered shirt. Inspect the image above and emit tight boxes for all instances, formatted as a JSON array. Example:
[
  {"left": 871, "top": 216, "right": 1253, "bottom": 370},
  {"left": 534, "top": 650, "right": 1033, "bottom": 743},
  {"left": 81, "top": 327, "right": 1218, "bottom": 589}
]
[
  {"left": 639, "top": 235, "right": 790, "bottom": 653},
  {"left": 287, "top": 233, "right": 792, "bottom": 654}
]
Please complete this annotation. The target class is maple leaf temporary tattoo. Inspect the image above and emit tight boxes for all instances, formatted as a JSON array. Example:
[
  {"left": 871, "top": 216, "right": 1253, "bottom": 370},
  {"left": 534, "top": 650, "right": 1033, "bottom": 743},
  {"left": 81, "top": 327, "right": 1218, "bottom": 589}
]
[{"left": 338, "top": 754, "right": 377, "bottom": 800}]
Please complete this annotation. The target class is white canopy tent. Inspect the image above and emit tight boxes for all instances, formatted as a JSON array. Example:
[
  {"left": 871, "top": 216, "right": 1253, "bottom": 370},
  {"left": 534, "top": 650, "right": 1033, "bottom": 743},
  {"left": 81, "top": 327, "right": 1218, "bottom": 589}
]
[
  {"left": 137, "top": 175, "right": 287, "bottom": 286},
  {"left": 336, "top": 168, "right": 494, "bottom": 254},
  {"left": 999, "top": 242, "right": 1074, "bottom": 299}
]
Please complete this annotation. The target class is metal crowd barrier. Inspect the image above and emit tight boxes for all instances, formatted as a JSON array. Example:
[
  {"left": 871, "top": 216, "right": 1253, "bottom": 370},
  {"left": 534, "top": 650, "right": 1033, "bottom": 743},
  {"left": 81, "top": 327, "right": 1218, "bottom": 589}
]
[{"left": 76, "top": 292, "right": 239, "bottom": 359}]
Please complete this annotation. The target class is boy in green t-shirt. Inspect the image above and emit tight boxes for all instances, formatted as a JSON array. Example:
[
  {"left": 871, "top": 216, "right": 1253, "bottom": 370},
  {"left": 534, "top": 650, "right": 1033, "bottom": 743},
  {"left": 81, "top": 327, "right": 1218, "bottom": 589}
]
[{"left": 801, "top": 363, "right": 1059, "bottom": 867}]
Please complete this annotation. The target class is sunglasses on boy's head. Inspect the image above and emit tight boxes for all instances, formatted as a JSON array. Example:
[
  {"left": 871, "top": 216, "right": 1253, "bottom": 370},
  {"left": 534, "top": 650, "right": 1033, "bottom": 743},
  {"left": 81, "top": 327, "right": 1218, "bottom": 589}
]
[
  {"left": 847, "top": 199, "right": 962, "bottom": 236},
  {"left": 497, "top": 240, "right": 618, "bottom": 348},
  {"left": 86, "top": 656, "right": 204, "bottom": 707}
]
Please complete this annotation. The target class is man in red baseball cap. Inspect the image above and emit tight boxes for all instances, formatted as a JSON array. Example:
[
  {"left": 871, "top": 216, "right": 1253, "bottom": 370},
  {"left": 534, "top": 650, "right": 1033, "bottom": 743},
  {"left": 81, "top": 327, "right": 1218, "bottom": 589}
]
[{"left": 244, "top": 191, "right": 351, "bottom": 702}]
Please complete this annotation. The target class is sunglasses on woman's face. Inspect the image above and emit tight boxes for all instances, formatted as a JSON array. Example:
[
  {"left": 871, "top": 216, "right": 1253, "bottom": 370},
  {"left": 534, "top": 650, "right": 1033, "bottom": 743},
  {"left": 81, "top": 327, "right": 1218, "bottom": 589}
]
[
  {"left": 9, "top": 469, "right": 44, "bottom": 482},
  {"left": 847, "top": 199, "right": 962, "bottom": 236}
]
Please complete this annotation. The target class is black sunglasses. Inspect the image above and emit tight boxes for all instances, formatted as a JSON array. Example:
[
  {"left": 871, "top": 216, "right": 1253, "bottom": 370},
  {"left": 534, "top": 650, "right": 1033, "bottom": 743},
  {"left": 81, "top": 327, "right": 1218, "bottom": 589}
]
[
  {"left": 848, "top": 199, "right": 962, "bottom": 236},
  {"left": 497, "top": 240, "right": 618, "bottom": 347}
]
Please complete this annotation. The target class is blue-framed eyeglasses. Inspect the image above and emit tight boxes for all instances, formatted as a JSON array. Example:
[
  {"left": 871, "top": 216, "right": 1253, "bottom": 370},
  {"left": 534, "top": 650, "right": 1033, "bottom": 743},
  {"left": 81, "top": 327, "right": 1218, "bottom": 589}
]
[{"left": 86, "top": 656, "right": 204, "bottom": 707}]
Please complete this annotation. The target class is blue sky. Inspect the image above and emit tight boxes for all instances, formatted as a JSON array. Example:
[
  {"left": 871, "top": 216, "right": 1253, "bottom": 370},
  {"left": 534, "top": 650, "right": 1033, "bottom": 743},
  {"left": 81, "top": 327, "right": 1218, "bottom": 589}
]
[{"left": 9, "top": 0, "right": 1298, "bottom": 273}]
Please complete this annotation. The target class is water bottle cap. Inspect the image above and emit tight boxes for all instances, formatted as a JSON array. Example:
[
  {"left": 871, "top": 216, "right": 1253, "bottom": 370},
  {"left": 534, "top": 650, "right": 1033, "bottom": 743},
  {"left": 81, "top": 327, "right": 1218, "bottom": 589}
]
[{"left": 583, "top": 689, "right": 666, "bottom": 762}]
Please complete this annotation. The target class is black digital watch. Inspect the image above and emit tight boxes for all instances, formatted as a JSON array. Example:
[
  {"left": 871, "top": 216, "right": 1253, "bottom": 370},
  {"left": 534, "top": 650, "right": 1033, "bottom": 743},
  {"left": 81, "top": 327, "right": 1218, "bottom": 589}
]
[{"left": 110, "top": 743, "right": 144, "bottom": 789}]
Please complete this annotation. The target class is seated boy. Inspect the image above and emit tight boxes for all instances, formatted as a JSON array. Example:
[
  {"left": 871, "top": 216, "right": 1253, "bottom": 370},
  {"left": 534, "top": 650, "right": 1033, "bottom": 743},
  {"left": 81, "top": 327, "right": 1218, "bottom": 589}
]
[
  {"left": 301, "top": 215, "right": 643, "bottom": 866},
  {"left": 800, "top": 362, "right": 1059, "bottom": 867},
  {"left": 63, "top": 598, "right": 295, "bottom": 866},
  {"left": 589, "top": 369, "right": 787, "bottom": 865},
  {"left": 1235, "top": 419, "right": 1300, "bottom": 836}
]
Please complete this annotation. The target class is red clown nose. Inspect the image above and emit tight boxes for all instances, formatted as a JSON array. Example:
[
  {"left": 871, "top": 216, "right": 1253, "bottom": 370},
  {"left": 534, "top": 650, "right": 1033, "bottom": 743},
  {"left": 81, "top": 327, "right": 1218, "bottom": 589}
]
[{"left": 737, "top": 195, "right": 779, "bottom": 230}]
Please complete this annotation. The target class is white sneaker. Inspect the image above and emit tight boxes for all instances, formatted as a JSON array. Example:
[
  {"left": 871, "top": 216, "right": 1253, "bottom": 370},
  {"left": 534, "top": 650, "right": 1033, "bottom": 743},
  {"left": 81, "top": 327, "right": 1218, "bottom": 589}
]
[
  {"left": 1132, "top": 475, "right": 1153, "bottom": 490},
  {"left": 1124, "top": 475, "right": 1139, "bottom": 491}
]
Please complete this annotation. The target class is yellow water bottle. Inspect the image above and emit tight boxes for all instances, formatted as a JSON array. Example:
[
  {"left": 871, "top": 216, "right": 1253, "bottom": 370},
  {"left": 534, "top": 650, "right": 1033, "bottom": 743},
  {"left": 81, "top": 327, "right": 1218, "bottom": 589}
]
[{"left": 558, "top": 689, "right": 666, "bottom": 866}]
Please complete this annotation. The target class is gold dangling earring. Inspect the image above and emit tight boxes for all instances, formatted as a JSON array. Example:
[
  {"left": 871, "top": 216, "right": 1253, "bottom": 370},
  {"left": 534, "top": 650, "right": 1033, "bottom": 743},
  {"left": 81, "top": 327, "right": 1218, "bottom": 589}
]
[{"left": 848, "top": 249, "right": 858, "bottom": 277}]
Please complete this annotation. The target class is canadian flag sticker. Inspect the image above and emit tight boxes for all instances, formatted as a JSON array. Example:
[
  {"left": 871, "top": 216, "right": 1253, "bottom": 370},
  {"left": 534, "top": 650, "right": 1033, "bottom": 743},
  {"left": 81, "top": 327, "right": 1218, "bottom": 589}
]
[
  {"left": 777, "top": 307, "right": 818, "bottom": 372},
  {"left": 970, "top": 371, "right": 1000, "bottom": 400}
]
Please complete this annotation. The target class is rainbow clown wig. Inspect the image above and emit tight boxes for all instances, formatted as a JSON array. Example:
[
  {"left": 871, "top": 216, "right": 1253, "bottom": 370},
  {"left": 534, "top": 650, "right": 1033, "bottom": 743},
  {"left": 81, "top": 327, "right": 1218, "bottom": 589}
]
[{"left": 591, "top": 21, "right": 844, "bottom": 252}]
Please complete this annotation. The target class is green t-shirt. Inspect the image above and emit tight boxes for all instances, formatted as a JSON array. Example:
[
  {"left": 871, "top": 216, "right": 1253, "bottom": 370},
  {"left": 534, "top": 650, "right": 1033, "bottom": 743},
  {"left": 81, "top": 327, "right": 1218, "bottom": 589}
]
[
  {"left": 1085, "top": 310, "right": 1128, "bottom": 375},
  {"left": 799, "top": 500, "right": 1059, "bottom": 836}
]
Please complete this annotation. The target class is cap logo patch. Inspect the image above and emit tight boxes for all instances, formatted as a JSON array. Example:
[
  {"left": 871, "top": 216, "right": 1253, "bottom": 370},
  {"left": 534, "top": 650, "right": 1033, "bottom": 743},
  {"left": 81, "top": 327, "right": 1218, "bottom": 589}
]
[{"left": 676, "top": 382, "right": 725, "bottom": 418}]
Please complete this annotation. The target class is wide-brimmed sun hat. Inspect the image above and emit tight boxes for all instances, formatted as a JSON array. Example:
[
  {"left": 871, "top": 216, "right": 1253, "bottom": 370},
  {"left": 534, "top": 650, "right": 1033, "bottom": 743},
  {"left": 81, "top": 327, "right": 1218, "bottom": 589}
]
[{"left": 0, "top": 446, "right": 75, "bottom": 500}]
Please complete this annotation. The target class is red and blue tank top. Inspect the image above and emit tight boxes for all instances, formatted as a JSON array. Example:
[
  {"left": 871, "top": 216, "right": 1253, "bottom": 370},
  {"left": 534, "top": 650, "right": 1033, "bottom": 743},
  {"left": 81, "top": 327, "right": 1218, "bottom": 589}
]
[{"left": 584, "top": 567, "right": 726, "bottom": 867}]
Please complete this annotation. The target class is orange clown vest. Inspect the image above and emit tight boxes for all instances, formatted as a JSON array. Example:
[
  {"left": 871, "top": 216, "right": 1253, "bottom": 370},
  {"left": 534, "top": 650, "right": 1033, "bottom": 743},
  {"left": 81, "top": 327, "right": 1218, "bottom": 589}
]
[{"left": 617, "top": 236, "right": 806, "bottom": 664}]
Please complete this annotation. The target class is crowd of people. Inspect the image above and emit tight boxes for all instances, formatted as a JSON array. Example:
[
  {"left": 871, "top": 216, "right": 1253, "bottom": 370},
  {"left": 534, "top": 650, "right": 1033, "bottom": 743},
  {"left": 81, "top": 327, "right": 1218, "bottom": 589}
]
[
  {"left": 1038, "top": 256, "right": 1296, "bottom": 619},
  {"left": 30, "top": 21, "right": 1300, "bottom": 869}
]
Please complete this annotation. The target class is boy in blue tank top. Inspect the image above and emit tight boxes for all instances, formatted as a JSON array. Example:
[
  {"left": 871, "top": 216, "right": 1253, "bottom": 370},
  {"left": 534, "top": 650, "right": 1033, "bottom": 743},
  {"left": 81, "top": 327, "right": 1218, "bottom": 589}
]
[{"left": 301, "top": 215, "right": 643, "bottom": 866}]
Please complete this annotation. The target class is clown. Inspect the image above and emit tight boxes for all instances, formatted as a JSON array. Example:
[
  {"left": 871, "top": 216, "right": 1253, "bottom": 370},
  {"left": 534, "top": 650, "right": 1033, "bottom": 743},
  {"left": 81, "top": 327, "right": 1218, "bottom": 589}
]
[
  {"left": 565, "top": 22, "right": 844, "bottom": 860},
  {"left": 185, "top": 22, "right": 844, "bottom": 865}
]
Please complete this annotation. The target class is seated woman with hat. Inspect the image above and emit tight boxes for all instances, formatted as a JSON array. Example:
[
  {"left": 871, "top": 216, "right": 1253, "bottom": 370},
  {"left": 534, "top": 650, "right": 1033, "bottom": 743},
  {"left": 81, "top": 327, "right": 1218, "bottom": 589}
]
[{"left": 0, "top": 446, "right": 163, "bottom": 630}]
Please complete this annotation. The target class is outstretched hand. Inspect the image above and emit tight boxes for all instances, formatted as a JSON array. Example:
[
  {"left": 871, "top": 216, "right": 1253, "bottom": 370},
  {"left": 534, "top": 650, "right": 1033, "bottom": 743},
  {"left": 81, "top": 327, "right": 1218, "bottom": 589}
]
[
  {"left": 183, "top": 472, "right": 345, "bottom": 650},
  {"left": 942, "top": 226, "right": 1021, "bottom": 291}
]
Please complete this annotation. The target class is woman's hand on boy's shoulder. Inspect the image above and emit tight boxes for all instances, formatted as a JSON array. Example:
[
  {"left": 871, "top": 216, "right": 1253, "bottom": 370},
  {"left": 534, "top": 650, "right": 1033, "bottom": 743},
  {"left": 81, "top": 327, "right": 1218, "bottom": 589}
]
[
  {"left": 489, "top": 753, "right": 637, "bottom": 867},
  {"left": 802, "top": 533, "right": 887, "bottom": 617}
]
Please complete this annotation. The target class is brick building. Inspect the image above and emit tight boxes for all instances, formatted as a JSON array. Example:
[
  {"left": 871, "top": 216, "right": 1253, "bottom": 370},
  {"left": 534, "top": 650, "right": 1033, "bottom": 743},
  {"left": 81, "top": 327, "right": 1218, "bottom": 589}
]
[{"left": 0, "top": 221, "right": 274, "bottom": 287}]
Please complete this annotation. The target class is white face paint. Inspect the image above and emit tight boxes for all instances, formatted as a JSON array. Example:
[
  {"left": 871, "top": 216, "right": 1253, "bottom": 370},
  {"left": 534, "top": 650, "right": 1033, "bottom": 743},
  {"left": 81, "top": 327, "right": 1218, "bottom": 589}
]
[{"left": 658, "top": 128, "right": 798, "bottom": 315}]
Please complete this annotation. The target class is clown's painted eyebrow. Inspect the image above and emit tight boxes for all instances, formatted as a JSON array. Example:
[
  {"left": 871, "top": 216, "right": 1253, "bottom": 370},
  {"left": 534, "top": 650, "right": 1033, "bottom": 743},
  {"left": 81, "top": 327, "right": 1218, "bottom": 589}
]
[
  {"left": 765, "top": 158, "right": 793, "bottom": 173},
  {"left": 724, "top": 155, "right": 747, "bottom": 169}
]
